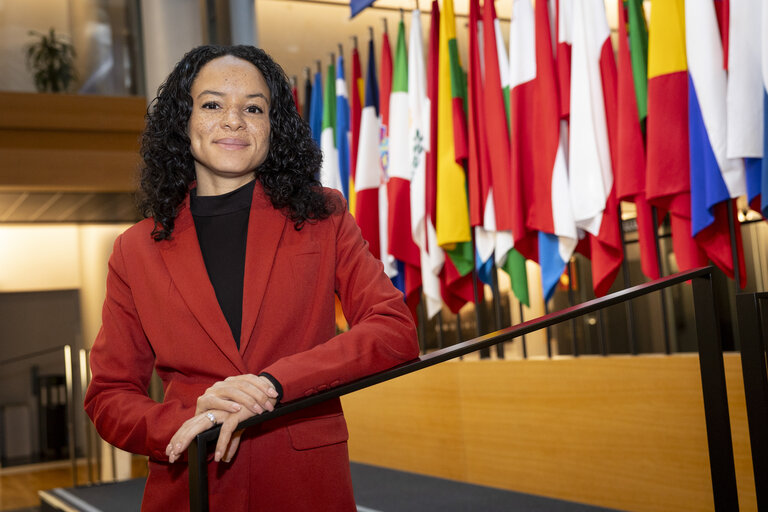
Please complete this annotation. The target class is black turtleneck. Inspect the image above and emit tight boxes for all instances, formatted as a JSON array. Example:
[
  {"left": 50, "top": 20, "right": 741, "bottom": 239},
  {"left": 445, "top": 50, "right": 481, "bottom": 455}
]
[{"left": 190, "top": 180, "right": 255, "bottom": 348}]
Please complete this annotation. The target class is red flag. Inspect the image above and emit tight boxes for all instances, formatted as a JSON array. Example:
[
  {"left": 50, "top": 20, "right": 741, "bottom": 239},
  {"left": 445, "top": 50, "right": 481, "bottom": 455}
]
[
  {"left": 388, "top": 18, "right": 422, "bottom": 319},
  {"left": 291, "top": 79, "right": 300, "bottom": 116},
  {"left": 381, "top": 29, "right": 393, "bottom": 145},
  {"left": 566, "top": 1, "right": 623, "bottom": 296},
  {"left": 556, "top": 0, "right": 572, "bottom": 120},
  {"left": 349, "top": 43, "right": 363, "bottom": 214},
  {"left": 482, "top": 0, "right": 513, "bottom": 233},
  {"left": 646, "top": 0, "right": 708, "bottom": 271},
  {"left": 616, "top": 0, "right": 659, "bottom": 280},
  {"left": 378, "top": 28, "right": 397, "bottom": 279},
  {"left": 466, "top": 0, "right": 490, "bottom": 229}
]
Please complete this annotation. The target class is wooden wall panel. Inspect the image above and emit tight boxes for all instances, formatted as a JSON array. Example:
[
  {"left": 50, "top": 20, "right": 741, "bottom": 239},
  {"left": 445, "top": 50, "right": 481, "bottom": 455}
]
[
  {"left": 0, "top": 92, "right": 145, "bottom": 192},
  {"left": 342, "top": 354, "right": 756, "bottom": 512}
]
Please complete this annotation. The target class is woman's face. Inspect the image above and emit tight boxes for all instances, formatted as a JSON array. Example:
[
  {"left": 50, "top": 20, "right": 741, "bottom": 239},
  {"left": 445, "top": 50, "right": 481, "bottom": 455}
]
[{"left": 188, "top": 55, "right": 271, "bottom": 188}]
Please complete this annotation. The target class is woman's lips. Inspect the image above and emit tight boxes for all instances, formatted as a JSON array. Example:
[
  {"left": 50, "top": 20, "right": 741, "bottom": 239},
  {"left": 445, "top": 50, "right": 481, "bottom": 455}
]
[{"left": 215, "top": 138, "right": 249, "bottom": 149}]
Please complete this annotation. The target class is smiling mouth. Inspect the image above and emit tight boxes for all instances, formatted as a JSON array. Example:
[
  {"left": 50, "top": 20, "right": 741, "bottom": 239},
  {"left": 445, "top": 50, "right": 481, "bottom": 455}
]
[{"left": 215, "top": 138, "right": 250, "bottom": 149}]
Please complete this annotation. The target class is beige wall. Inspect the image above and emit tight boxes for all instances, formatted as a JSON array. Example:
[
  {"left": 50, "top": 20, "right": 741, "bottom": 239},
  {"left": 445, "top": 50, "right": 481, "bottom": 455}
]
[
  {"left": 342, "top": 354, "right": 757, "bottom": 512},
  {"left": 0, "top": 223, "right": 130, "bottom": 346}
]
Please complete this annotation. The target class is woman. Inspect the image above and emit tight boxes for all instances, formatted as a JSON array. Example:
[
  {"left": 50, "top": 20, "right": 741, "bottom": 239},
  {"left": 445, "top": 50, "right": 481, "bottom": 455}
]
[{"left": 84, "top": 45, "right": 419, "bottom": 511}]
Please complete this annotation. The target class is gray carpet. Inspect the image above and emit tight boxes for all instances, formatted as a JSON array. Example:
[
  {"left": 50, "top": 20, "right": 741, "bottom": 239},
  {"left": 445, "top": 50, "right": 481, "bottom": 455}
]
[
  {"left": 350, "top": 462, "right": 626, "bottom": 512},
  {"left": 34, "top": 463, "right": 626, "bottom": 511}
]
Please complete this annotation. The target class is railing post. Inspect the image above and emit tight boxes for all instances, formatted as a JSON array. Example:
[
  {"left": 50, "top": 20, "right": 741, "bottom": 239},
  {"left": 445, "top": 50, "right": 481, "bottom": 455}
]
[
  {"left": 735, "top": 293, "right": 768, "bottom": 511},
  {"left": 64, "top": 345, "right": 77, "bottom": 487},
  {"left": 189, "top": 435, "right": 209, "bottom": 512},
  {"left": 79, "top": 348, "right": 95, "bottom": 484},
  {"left": 691, "top": 274, "right": 739, "bottom": 512}
]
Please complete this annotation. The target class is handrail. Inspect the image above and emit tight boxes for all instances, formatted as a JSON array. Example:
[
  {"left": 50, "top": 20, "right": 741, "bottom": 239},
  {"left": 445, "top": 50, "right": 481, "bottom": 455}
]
[
  {"left": 188, "top": 266, "right": 739, "bottom": 511},
  {"left": 0, "top": 345, "right": 68, "bottom": 366}
]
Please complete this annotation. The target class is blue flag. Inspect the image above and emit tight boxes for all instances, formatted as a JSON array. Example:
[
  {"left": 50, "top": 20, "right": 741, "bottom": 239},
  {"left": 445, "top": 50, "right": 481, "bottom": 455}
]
[
  {"left": 350, "top": 0, "right": 376, "bottom": 18},
  {"left": 309, "top": 71, "right": 323, "bottom": 144},
  {"left": 336, "top": 55, "right": 351, "bottom": 199}
]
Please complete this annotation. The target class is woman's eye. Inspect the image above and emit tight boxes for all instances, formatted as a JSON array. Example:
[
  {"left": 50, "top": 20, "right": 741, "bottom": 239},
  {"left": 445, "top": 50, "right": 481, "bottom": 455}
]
[
  {"left": 201, "top": 102, "right": 220, "bottom": 110},
  {"left": 246, "top": 105, "right": 262, "bottom": 114}
]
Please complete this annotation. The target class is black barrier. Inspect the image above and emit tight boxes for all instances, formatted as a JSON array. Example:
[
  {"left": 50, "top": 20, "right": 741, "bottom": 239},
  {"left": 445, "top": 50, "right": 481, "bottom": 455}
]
[
  {"left": 736, "top": 292, "right": 768, "bottom": 512},
  {"left": 188, "top": 266, "right": 739, "bottom": 512}
]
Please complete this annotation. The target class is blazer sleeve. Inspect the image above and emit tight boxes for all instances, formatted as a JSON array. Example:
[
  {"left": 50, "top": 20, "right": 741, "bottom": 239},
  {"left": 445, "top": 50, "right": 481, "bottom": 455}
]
[
  {"left": 84, "top": 234, "right": 194, "bottom": 460},
  {"left": 261, "top": 202, "right": 420, "bottom": 403}
]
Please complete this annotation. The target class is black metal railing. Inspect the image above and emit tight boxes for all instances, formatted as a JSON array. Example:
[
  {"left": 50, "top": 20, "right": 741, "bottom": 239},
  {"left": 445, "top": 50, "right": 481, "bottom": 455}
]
[
  {"left": 0, "top": 344, "right": 78, "bottom": 486},
  {"left": 188, "top": 266, "right": 739, "bottom": 512},
  {"left": 735, "top": 292, "right": 768, "bottom": 512}
]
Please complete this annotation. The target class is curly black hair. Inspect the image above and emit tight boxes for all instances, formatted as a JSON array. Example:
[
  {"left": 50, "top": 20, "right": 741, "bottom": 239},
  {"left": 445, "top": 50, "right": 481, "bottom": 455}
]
[{"left": 138, "top": 45, "right": 333, "bottom": 240}]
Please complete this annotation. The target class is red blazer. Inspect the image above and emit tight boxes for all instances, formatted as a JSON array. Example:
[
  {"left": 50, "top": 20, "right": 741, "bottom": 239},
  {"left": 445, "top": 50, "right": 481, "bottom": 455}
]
[{"left": 84, "top": 184, "right": 419, "bottom": 511}]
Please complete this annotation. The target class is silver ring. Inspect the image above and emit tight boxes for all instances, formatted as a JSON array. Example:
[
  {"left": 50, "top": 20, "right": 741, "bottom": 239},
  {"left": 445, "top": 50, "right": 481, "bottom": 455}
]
[{"left": 206, "top": 412, "right": 216, "bottom": 425}]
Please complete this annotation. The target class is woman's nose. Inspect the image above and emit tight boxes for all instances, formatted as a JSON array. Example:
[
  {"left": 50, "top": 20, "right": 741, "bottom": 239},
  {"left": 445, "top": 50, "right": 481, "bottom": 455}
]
[{"left": 222, "top": 108, "right": 244, "bottom": 130}]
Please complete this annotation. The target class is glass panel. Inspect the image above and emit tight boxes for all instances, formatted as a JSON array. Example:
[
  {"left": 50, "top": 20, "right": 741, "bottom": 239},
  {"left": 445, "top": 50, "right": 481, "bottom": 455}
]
[{"left": 0, "top": 0, "right": 144, "bottom": 96}]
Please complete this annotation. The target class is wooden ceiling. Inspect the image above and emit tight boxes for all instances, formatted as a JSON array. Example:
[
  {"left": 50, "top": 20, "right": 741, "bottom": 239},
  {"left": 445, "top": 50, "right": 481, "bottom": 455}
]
[{"left": 0, "top": 92, "right": 145, "bottom": 223}]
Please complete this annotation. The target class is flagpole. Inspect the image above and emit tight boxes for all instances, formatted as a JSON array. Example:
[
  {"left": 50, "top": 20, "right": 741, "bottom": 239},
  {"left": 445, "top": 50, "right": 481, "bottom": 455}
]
[
  {"left": 597, "top": 310, "right": 607, "bottom": 356},
  {"left": 471, "top": 271, "right": 490, "bottom": 358},
  {"left": 436, "top": 312, "right": 445, "bottom": 349},
  {"left": 618, "top": 204, "right": 637, "bottom": 355},
  {"left": 417, "top": 293, "right": 427, "bottom": 353},
  {"left": 543, "top": 300, "right": 552, "bottom": 358},
  {"left": 519, "top": 302, "right": 527, "bottom": 359},
  {"left": 726, "top": 199, "right": 741, "bottom": 290},
  {"left": 455, "top": 310, "right": 463, "bottom": 345},
  {"left": 470, "top": 232, "right": 490, "bottom": 358},
  {"left": 651, "top": 206, "right": 671, "bottom": 355},
  {"left": 490, "top": 259, "right": 504, "bottom": 359},
  {"left": 567, "top": 259, "right": 578, "bottom": 356}
]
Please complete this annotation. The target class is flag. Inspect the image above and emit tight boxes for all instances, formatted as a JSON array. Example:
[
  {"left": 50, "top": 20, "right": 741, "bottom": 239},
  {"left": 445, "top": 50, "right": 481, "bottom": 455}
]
[
  {"left": 436, "top": 0, "right": 473, "bottom": 278},
  {"left": 686, "top": 0, "right": 746, "bottom": 287},
  {"left": 616, "top": 0, "right": 659, "bottom": 281},
  {"left": 320, "top": 60, "right": 342, "bottom": 193},
  {"left": 355, "top": 37, "right": 384, "bottom": 261},
  {"left": 388, "top": 16, "right": 422, "bottom": 317},
  {"left": 379, "top": 27, "right": 398, "bottom": 281},
  {"left": 414, "top": 1, "right": 446, "bottom": 319},
  {"left": 509, "top": 0, "right": 577, "bottom": 301},
  {"left": 350, "top": 43, "right": 363, "bottom": 216},
  {"left": 485, "top": 0, "right": 529, "bottom": 305},
  {"left": 350, "top": 0, "right": 375, "bottom": 18},
  {"left": 726, "top": 0, "right": 763, "bottom": 212},
  {"left": 435, "top": 0, "right": 478, "bottom": 313},
  {"left": 336, "top": 54, "right": 351, "bottom": 199},
  {"left": 381, "top": 27, "right": 393, "bottom": 174},
  {"left": 466, "top": 0, "right": 491, "bottom": 281},
  {"left": 302, "top": 71, "right": 312, "bottom": 123},
  {"left": 763, "top": 2, "right": 768, "bottom": 217},
  {"left": 291, "top": 77, "right": 300, "bottom": 116},
  {"left": 556, "top": 0, "right": 574, "bottom": 120},
  {"left": 646, "top": 0, "right": 708, "bottom": 272},
  {"left": 309, "top": 70, "right": 323, "bottom": 144},
  {"left": 568, "top": 0, "right": 623, "bottom": 296}
]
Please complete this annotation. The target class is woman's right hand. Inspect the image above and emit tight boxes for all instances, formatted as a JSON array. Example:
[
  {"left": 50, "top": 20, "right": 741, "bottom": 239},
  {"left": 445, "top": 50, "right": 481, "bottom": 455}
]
[
  {"left": 166, "top": 408, "right": 246, "bottom": 463},
  {"left": 167, "top": 375, "right": 278, "bottom": 463},
  {"left": 195, "top": 374, "right": 278, "bottom": 416}
]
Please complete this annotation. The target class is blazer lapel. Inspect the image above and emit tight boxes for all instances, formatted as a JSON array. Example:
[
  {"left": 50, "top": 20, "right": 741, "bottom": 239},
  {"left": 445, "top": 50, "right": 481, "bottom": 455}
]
[
  {"left": 159, "top": 199, "right": 247, "bottom": 374},
  {"left": 239, "top": 183, "right": 287, "bottom": 355}
]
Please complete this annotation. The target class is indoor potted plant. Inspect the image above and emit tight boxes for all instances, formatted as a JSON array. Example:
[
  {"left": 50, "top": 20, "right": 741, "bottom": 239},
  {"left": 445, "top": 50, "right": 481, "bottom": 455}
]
[{"left": 26, "top": 28, "right": 77, "bottom": 93}]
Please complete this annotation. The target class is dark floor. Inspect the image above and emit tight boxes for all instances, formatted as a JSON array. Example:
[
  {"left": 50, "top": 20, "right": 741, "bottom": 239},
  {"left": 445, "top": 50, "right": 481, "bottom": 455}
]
[
  {"left": 350, "top": 462, "right": 625, "bottom": 512},
  {"left": 31, "top": 462, "right": 626, "bottom": 512}
]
